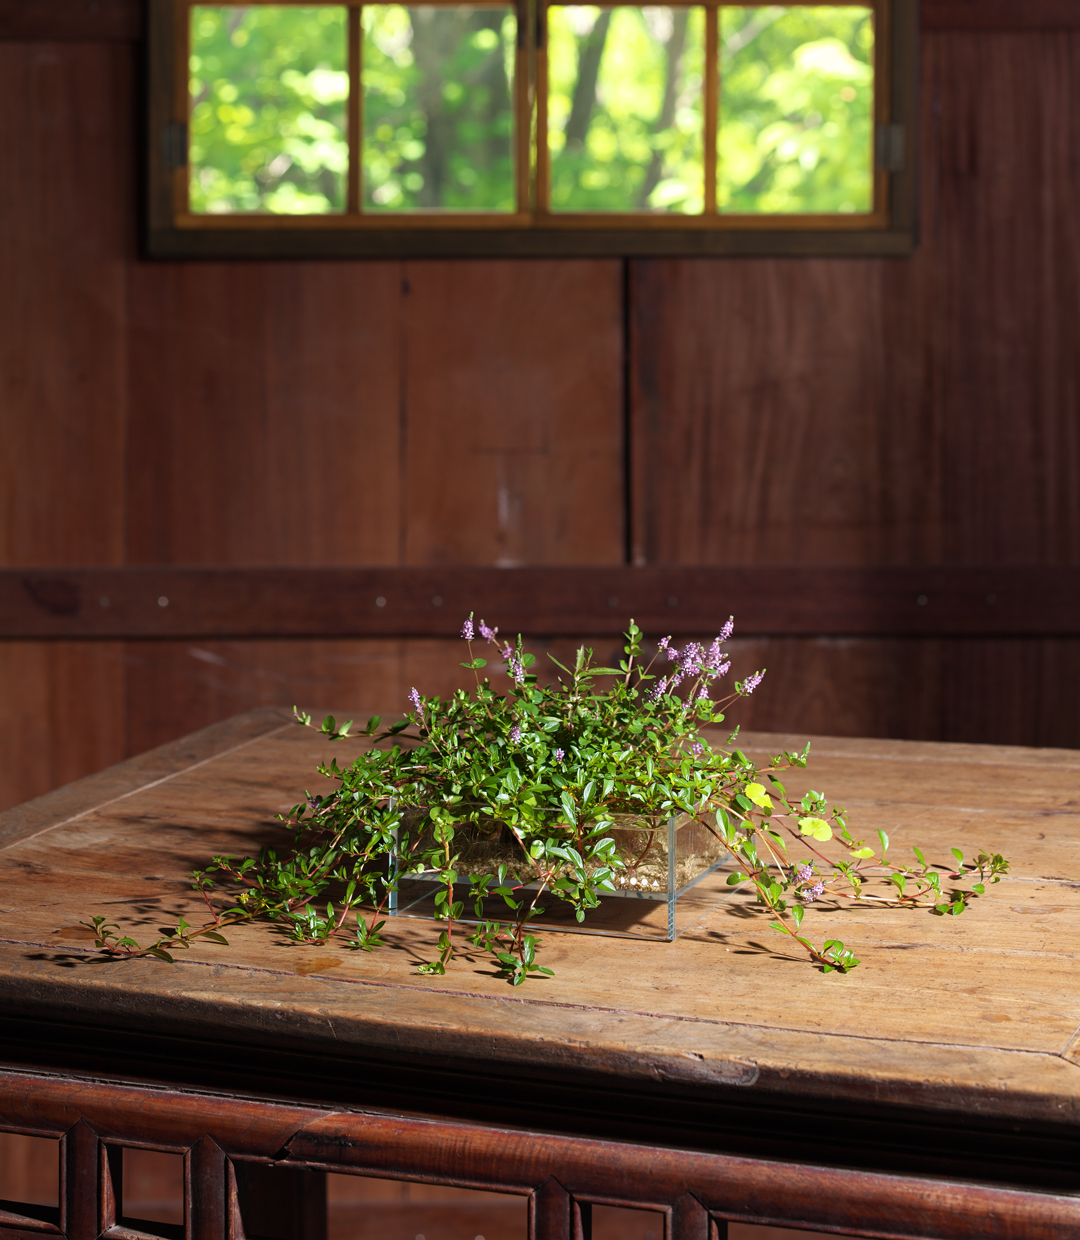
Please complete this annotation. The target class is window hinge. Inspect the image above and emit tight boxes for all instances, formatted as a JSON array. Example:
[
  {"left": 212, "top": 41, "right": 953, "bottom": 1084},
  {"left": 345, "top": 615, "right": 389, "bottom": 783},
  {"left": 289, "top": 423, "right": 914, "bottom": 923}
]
[
  {"left": 875, "top": 123, "right": 905, "bottom": 173},
  {"left": 163, "top": 121, "right": 188, "bottom": 171}
]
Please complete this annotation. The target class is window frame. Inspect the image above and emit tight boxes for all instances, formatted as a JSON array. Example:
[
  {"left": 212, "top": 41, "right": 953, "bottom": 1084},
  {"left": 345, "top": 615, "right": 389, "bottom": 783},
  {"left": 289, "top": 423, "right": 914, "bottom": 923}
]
[{"left": 145, "top": 0, "right": 918, "bottom": 257}]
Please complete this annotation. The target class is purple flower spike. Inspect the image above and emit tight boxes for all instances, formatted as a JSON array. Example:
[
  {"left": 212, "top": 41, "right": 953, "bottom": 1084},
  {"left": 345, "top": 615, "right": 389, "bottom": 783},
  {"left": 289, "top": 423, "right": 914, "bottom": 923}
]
[
  {"left": 510, "top": 724, "right": 522, "bottom": 743},
  {"left": 717, "top": 660, "right": 731, "bottom": 678},
  {"left": 479, "top": 620, "right": 497, "bottom": 642},
  {"left": 696, "top": 684, "right": 710, "bottom": 701},
  {"left": 719, "top": 616, "right": 734, "bottom": 643},
  {"left": 646, "top": 676, "right": 669, "bottom": 702},
  {"left": 691, "top": 741, "right": 705, "bottom": 757},
  {"left": 461, "top": 615, "right": 475, "bottom": 641},
  {"left": 554, "top": 747, "right": 565, "bottom": 761},
  {"left": 803, "top": 880, "right": 826, "bottom": 903},
  {"left": 408, "top": 687, "right": 423, "bottom": 714},
  {"left": 509, "top": 655, "right": 525, "bottom": 684},
  {"left": 797, "top": 864, "right": 814, "bottom": 882},
  {"left": 740, "top": 670, "right": 765, "bottom": 696}
]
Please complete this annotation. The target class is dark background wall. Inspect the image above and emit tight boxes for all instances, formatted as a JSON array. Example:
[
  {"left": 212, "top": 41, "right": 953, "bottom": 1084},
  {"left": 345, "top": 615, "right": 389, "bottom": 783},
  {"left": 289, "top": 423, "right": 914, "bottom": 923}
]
[{"left": 1, "top": 0, "right": 1078, "bottom": 813}]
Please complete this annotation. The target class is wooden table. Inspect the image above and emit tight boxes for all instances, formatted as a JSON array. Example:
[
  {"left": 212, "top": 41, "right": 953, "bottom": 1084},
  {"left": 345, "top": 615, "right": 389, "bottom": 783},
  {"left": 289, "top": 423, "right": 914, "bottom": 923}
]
[{"left": 0, "top": 707, "right": 1078, "bottom": 1240}]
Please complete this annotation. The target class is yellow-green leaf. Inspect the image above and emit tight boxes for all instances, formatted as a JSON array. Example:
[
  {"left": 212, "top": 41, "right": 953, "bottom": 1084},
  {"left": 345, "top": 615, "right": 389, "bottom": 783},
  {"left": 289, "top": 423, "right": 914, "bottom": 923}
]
[
  {"left": 744, "top": 782, "right": 772, "bottom": 809},
  {"left": 798, "top": 816, "right": 833, "bottom": 842},
  {"left": 849, "top": 846, "right": 874, "bottom": 859}
]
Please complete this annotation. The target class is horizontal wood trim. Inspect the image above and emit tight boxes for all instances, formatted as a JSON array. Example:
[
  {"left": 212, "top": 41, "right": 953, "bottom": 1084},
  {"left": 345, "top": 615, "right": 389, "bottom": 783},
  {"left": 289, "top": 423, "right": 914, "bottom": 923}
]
[
  {"left": 145, "top": 225, "right": 918, "bottom": 260},
  {"left": 1, "top": 566, "right": 1076, "bottom": 640},
  {"left": 3, "top": 1, "right": 1079, "bottom": 40},
  {"left": 922, "top": 0, "right": 1080, "bottom": 28},
  {"left": 0, "top": 1070, "right": 1077, "bottom": 1239}
]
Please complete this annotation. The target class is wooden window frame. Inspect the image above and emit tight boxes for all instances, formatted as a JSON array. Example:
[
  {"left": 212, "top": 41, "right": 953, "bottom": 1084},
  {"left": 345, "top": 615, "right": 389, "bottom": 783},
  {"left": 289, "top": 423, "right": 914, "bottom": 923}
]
[{"left": 145, "top": 0, "right": 918, "bottom": 258}]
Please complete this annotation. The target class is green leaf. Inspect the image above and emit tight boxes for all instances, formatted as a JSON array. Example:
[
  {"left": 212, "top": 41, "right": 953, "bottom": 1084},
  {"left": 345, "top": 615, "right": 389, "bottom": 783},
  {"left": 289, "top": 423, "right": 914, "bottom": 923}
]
[
  {"left": 146, "top": 947, "right": 174, "bottom": 963},
  {"left": 876, "top": 828, "right": 889, "bottom": 856},
  {"left": 202, "top": 932, "right": 230, "bottom": 945},
  {"left": 798, "top": 817, "right": 833, "bottom": 842}
]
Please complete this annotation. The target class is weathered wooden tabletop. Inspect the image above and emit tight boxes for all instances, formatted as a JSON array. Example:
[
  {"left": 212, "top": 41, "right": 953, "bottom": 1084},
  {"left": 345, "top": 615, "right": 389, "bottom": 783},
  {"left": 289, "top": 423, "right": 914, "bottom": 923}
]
[{"left": 1, "top": 707, "right": 1078, "bottom": 1192}]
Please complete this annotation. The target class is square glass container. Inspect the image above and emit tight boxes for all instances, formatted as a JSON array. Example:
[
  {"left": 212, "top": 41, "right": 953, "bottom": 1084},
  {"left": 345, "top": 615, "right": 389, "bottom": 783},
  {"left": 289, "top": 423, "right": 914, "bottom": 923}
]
[{"left": 388, "top": 811, "right": 734, "bottom": 940}]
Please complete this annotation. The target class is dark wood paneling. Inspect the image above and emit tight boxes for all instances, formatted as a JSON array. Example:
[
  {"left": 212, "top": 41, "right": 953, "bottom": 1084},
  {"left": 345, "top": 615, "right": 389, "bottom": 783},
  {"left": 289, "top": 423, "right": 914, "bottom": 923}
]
[
  {"left": 0, "top": 640, "right": 127, "bottom": 818},
  {"left": 401, "top": 262, "right": 624, "bottom": 567},
  {"left": 125, "top": 262, "right": 404, "bottom": 566},
  {"left": 3, "top": 567, "right": 1079, "bottom": 639},
  {"left": 0, "top": 42, "right": 130, "bottom": 566},
  {"left": 922, "top": 0, "right": 1080, "bottom": 29},
  {"left": 0, "top": 1, "right": 141, "bottom": 41},
  {"left": 630, "top": 30, "right": 1080, "bottom": 573},
  {"left": 0, "top": 42, "right": 132, "bottom": 811}
]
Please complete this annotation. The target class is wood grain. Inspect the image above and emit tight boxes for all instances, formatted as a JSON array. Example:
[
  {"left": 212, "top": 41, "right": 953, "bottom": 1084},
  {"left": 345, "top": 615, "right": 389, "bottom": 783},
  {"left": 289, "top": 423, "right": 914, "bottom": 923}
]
[
  {"left": 0, "top": 1, "right": 141, "bottom": 41},
  {"left": 0, "top": 642, "right": 126, "bottom": 815},
  {"left": 922, "top": 0, "right": 1080, "bottom": 29},
  {"left": 4, "top": 567, "right": 1078, "bottom": 639},
  {"left": 0, "top": 42, "right": 129, "bottom": 568},
  {"left": 400, "top": 262, "right": 623, "bottom": 568},
  {"left": 1, "top": 721, "right": 1080, "bottom": 1218},
  {"left": 125, "top": 262, "right": 403, "bottom": 567},
  {"left": 630, "top": 31, "right": 1080, "bottom": 569}
]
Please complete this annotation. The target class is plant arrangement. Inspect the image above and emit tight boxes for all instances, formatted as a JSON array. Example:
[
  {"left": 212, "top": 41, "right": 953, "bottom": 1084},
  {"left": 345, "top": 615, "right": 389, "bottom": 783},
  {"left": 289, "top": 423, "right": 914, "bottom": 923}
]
[{"left": 84, "top": 617, "right": 1009, "bottom": 982}]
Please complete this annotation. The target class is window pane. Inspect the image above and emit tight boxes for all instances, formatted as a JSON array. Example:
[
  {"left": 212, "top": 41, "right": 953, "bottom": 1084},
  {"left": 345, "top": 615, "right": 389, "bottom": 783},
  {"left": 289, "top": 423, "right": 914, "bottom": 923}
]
[
  {"left": 363, "top": 6, "right": 517, "bottom": 212},
  {"left": 548, "top": 6, "right": 705, "bottom": 213},
  {"left": 189, "top": 6, "right": 349, "bottom": 214},
  {"left": 718, "top": 5, "right": 874, "bottom": 214}
]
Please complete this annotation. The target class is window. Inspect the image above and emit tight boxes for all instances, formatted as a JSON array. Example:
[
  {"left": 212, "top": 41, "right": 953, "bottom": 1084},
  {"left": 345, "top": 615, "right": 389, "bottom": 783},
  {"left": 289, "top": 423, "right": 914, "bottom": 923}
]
[{"left": 146, "top": 0, "right": 916, "bottom": 256}]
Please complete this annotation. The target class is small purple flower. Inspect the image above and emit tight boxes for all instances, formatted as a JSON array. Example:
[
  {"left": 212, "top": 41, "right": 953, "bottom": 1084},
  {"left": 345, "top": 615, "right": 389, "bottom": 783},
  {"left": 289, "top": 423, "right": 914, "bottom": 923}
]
[
  {"left": 696, "top": 684, "right": 710, "bottom": 701},
  {"left": 553, "top": 747, "right": 565, "bottom": 761},
  {"left": 704, "top": 638, "right": 724, "bottom": 671},
  {"left": 408, "top": 687, "right": 423, "bottom": 714},
  {"left": 510, "top": 724, "right": 522, "bottom": 743},
  {"left": 797, "top": 864, "right": 814, "bottom": 883},
  {"left": 803, "top": 880, "right": 825, "bottom": 903},
  {"left": 461, "top": 615, "right": 475, "bottom": 641},
  {"left": 508, "top": 655, "right": 525, "bottom": 683},
  {"left": 479, "top": 620, "right": 497, "bottom": 642},
  {"left": 719, "top": 616, "right": 734, "bottom": 643},
  {"left": 716, "top": 660, "right": 731, "bottom": 678},
  {"left": 678, "top": 642, "right": 704, "bottom": 675},
  {"left": 691, "top": 741, "right": 705, "bottom": 757},
  {"left": 658, "top": 636, "right": 673, "bottom": 658},
  {"left": 646, "top": 676, "right": 669, "bottom": 702},
  {"left": 740, "top": 670, "right": 765, "bottom": 696}
]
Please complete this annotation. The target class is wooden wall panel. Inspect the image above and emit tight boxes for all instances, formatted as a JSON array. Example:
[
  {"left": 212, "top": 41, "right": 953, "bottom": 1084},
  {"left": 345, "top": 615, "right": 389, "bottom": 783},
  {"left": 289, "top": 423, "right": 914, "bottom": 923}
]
[
  {"left": 0, "top": 42, "right": 130, "bottom": 567},
  {"left": 3, "top": 22, "right": 1080, "bottom": 810},
  {"left": 126, "top": 262, "right": 404, "bottom": 566},
  {"left": 0, "top": 642, "right": 125, "bottom": 811},
  {"left": 0, "top": 43, "right": 131, "bottom": 809},
  {"left": 401, "top": 262, "right": 624, "bottom": 567},
  {"left": 120, "top": 634, "right": 629, "bottom": 755},
  {"left": 631, "top": 31, "right": 1080, "bottom": 571}
]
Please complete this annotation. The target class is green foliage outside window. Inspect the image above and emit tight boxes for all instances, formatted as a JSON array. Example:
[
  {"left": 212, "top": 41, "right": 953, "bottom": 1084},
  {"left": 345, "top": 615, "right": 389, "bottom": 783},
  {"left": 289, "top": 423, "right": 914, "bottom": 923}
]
[
  {"left": 189, "top": 5, "right": 349, "bottom": 213},
  {"left": 719, "top": 5, "right": 874, "bottom": 213},
  {"left": 548, "top": 6, "right": 705, "bottom": 213},
  {"left": 363, "top": 6, "right": 517, "bottom": 212},
  {"left": 187, "top": 2, "right": 875, "bottom": 217}
]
